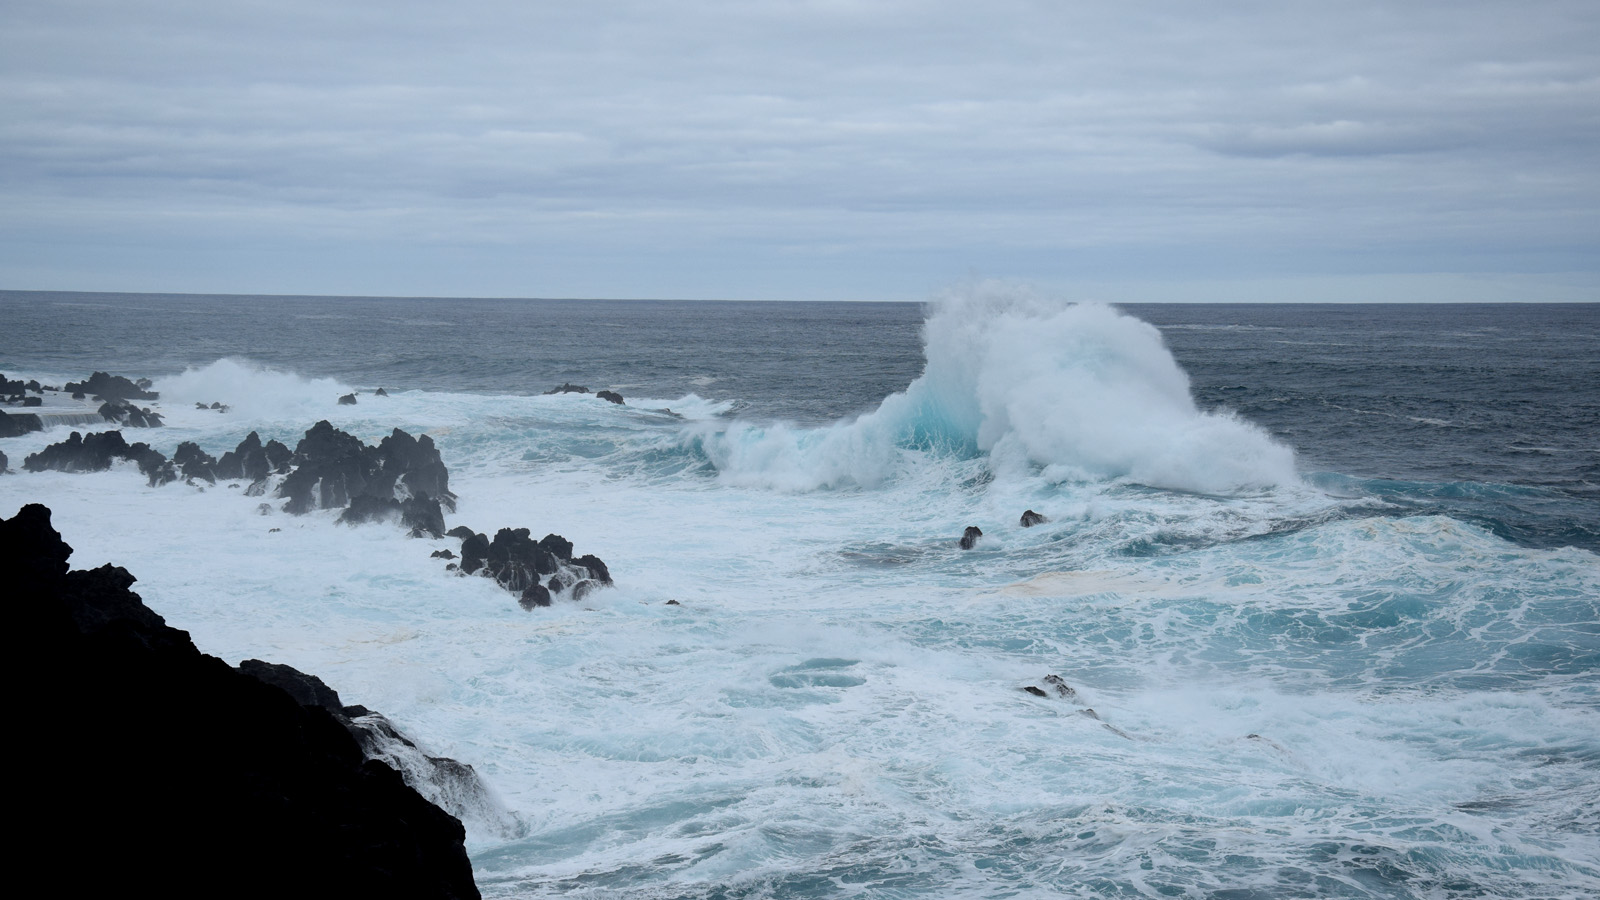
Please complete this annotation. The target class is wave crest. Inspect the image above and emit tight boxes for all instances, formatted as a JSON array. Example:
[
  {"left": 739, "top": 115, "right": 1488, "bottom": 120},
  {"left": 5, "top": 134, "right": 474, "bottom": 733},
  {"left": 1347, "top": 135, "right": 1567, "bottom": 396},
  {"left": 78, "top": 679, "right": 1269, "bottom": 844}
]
[{"left": 695, "top": 284, "right": 1298, "bottom": 494}]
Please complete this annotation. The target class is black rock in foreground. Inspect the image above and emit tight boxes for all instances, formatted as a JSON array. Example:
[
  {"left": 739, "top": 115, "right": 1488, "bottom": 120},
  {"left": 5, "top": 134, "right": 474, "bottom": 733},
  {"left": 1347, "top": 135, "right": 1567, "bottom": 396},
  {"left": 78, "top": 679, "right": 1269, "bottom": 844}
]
[{"left": 4, "top": 504, "right": 480, "bottom": 899}]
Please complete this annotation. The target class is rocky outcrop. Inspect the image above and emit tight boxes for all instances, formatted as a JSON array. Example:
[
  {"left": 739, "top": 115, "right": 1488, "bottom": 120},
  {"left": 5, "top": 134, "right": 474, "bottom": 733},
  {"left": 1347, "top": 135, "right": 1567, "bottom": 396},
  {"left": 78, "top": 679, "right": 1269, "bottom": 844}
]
[
  {"left": 237, "top": 659, "right": 519, "bottom": 841},
  {"left": 3, "top": 503, "right": 480, "bottom": 899},
  {"left": 278, "top": 421, "right": 455, "bottom": 521},
  {"left": 215, "top": 431, "right": 290, "bottom": 483},
  {"left": 338, "top": 393, "right": 358, "bottom": 405},
  {"left": 173, "top": 441, "right": 218, "bottom": 484},
  {"left": 544, "top": 382, "right": 588, "bottom": 394},
  {"left": 0, "top": 408, "right": 44, "bottom": 438},
  {"left": 596, "top": 390, "right": 624, "bottom": 405},
  {"left": 0, "top": 449, "right": 7, "bottom": 473},
  {"left": 98, "top": 399, "right": 164, "bottom": 428},
  {"left": 24, "top": 430, "right": 137, "bottom": 473},
  {"left": 959, "top": 525, "right": 983, "bottom": 550},
  {"left": 63, "top": 371, "right": 158, "bottom": 402},
  {"left": 449, "top": 526, "right": 611, "bottom": 609},
  {"left": 1020, "top": 509, "right": 1048, "bottom": 527}
]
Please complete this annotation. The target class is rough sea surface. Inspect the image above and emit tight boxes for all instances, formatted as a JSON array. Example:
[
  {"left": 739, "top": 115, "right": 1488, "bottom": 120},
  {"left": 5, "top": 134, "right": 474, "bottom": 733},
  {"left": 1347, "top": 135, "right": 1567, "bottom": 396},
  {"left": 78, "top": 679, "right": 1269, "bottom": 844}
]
[{"left": 2, "top": 289, "right": 1596, "bottom": 898}]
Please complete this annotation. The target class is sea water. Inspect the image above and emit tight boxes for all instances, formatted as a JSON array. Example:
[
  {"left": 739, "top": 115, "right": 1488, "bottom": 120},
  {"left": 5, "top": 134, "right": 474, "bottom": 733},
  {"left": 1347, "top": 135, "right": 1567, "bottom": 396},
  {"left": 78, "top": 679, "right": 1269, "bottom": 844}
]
[{"left": 1, "top": 288, "right": 1596, "bottom": 898}]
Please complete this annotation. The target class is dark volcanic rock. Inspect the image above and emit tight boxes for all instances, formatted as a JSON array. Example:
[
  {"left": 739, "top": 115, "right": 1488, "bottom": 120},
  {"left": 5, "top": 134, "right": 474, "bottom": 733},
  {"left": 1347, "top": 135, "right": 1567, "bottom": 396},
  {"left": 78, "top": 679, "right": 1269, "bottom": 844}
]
[
  {"left": 573, "top": 553, "right": 613, "bottom": 585},
  {"left": 431, "top": 549, "right": 456, "bottom": 560},
  {"left": 21, "top": 396, "right": 41, "bottom": 407},
  {"left": 595, "top": 390, "right": 624, "bottom": 405},
  {"left": 23, "top": 430, "right": 135, "bottom": 473},
  {"left": 279, "top": 420, "right": 379, "bottom": 514},
  {"left": 402, "top": 495, "right": 447, "bottom": 539},
  {"left": 959, "top": 525, "right": 983, "bottom": 550},
  {"left": 483, "top": 528, "right": 558, "bottom": 593},
  {"left": 338, "top": 392, "right": 358, "bottom": 405},
  {"left": 216, "top": 431, "right": 273, "bottom": 482},
  {"left": 64, "top": 371, "right": 159, "bottom": 402},
  {"left": 446, "top": 525, "right": 476, "bottom": 541},
  {"left": 172, "top": 441, "right": 218, "bottom": 484},
  {"left": 518, "top": 583, "right": 552, "bottom": 609},
  {"left": 98, "top": 399, "right": 165, "bottom": 428},
  {"left": 0, "top": 449, "right": 7, "bottom": 473},
  {"left": 537, "top": 533, "right": 574, "bottom": 561},
  {"left": 544, "top": 382, "right": 589, "bottom": 394},
  {"left": 1020, "top": 510, "right": 1048, "bottom": 527},
  {"left": 0, "top": 374, "right": 24, "bottom": 395},
  {"left": 0, "top": 408, "right": 45, "bottom": 438},
  {"left": 375, "top": 428, "right": 457, "bottom": 513},
  {"left": 459, "top": 532, "right": 490, "bottom": 575},
  {"left": 4, "top": 504, "right": 480, "bottom": 900},
  {"left": 338, "top": 494, "right": 401, "bottom": 527},
  {"left": 375, "top": 388, "right": 389, "bottom": 397}
]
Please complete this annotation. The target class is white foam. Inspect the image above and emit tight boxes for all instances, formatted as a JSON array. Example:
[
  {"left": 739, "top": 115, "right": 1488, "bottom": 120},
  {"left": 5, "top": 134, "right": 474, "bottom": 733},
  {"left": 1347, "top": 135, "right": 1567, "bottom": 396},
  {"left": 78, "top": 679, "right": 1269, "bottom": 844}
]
[{"left": 693, "top": 284, "right": 1299, "bottom": 494}]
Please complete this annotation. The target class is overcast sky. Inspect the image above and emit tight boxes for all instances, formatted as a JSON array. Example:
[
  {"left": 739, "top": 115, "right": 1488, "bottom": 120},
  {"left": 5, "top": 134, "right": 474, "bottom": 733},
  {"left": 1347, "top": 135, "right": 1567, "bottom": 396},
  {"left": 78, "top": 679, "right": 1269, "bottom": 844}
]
[{"left": 2, "top": 1, "right": 1595, "bottom": 301}]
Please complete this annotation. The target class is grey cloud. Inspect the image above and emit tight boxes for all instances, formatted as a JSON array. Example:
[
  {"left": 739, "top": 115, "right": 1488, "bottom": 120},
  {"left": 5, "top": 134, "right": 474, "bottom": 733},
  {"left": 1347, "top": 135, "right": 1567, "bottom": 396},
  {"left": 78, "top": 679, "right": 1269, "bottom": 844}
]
[{"left": 1, "top": 0, "right": 1596, "bottom": 298}]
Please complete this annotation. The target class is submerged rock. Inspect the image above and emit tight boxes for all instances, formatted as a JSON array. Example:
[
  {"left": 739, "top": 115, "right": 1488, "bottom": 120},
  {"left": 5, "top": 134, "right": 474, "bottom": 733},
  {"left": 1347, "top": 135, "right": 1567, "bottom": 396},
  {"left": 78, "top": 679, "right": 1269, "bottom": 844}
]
[
  {"left": 959, "top": 525, "right": 983, "bottom": 550},
  {"left": 4, "top": 504, "right": 480, "bottom": 899},
  {"left": 596, "top": 390, "right": 624, "bottom": 405},
  {"left": 544, "top": 382, "right": 589, "bottom": 394},
  {"left": 1020, "top": 509, "right": 1048, "bottom": 527}
]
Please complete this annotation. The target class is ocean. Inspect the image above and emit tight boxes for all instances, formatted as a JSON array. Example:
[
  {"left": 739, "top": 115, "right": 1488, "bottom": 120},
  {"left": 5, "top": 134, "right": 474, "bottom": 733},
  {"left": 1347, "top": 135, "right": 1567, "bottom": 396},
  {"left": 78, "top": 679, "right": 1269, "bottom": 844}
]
[{"left": 2, "top": 288, "right": 1597, "bottom": 898}]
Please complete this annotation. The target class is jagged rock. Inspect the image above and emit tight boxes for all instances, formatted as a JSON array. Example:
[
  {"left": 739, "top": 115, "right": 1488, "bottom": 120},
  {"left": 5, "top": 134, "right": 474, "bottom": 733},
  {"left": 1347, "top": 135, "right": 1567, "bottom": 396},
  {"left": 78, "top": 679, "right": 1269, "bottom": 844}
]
[
  {"left": 0, "top": 408, "right": 44, "bottom": 438},
  {"left": 959, "top": 525, "right": 983, "bottom": 550},
  {"left": 63, "top": 371, "right": 159, "bottom": 402},
  {"left": 1020, "top": 509, "right": 1048, "bottom": 527},
  {"left": 23, "top": 430, "right": 136, "bottom": 473},
  {"left": 173, "top": 441, "right": 218, "bottom": 484},
  {"left": 596, "top": 390, "right": 624, "bottom": 405},
  {"left": 25, "top": 379, "right": 42, "bottom": 393},
  {"left": 338, "top": 393, "right": 358, "bottom": 405},
  {"left": 459, "top": 532, "right": 489, "bottom": 575},
  {"left": 0, "top": 374, "right": 24, "bottom": 394},
  {"left": 573, "top": 553, "right": 612, "bottom": 585},
  {"left": 430, "top": 549, "right": 456, "bottom": 560},
  {"left": 401, "top": 495, "right": 446, "bottom": 539},
  {"left": 446, "top": 525, "right": 476, "bottom": 540},
  {"left": 98, "top": 399, "right": 164, "bottom": 428},
  {"left": 570, "top": 579, "right": 600, "bottom": 601},
  {"left": 278, "top": 420, "right": 378, "bottom": 514},
  {"left": 338, "top": 494, "right": 402, "bottom": 527},
  {"left": 1023, "top": 686, "right": 1048, "bottom": 697},
  {"left": 4, "top": 505, "right": 480, "bottom": 899},
  {"left": 518, "top": 583, "right": 552, "bottom": 609},
  {"left": 21, "top": 396, "right": 41, "bottom": 407},
  {"left": 375, "top": 388, "right": 389, "bottom": 397},
  {"left": 0, "top": 449, "right": 7, "bottom": 473},
  {"left": 544, "top": 382, "right": 588, "bottom": 394},
  {"left": 216, "top": 431, "right": 272, "bottom": 482},
  {"left": 375, "top": 428, "right": 457, "bottom": 512},
  {"left": 537, "top": 533, "right": 574, "bottom": 561},
  {"left": 483, "top": 528, "right": 558, "bottom": 593}
]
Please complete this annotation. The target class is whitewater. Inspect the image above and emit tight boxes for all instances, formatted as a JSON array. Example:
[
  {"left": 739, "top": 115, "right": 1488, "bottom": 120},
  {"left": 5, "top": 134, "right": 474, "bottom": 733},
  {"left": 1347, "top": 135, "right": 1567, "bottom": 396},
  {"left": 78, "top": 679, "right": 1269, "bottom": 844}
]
[{"left": 2, "top": 290, "right": 1596, "bottom": 898}]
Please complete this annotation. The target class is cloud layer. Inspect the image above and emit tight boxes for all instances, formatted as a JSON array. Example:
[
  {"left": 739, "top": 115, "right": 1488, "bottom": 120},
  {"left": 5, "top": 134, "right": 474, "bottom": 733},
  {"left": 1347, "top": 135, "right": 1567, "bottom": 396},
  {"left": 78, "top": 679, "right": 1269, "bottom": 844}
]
[{"left": 2, "top": 1, "right": 1596, "bottom": 299}]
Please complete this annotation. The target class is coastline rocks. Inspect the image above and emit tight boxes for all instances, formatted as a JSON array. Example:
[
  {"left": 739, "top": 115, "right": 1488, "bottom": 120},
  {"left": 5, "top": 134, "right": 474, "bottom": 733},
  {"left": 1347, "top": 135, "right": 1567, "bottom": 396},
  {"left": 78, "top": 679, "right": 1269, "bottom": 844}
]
[
  {"left": 173, "top": 441, "right": 218, "bottom": 484},
  {"left": 1020, "top": 509, "right": 1048, "bottom": 527},
  {"left": 544, "top": 382, "right": 588, "bottom": 394},
  {"left": 63, "top": 371, "right": 159, "bottom": 402},
  {"left": 596, "top": 390, "right": 624, "bottom": 405},
  {"left": 338, "top": 393, "right": 358, "bottom": 405},
  {"left": 238, "top": 659, "right": 519, "bottom": 841},
  {"left": 0, "top": 373, "right": 24, "bottom": 395},
  {"left": 959, "top": 525, "right": 983, "bottom": 550},
  {"left": 450, "top": 526, "right": 611, "bottom": 608},
  {"left": 215, "top": 431, "right": 290, "bottom": 483},
  {"left": 375, "top": 388, "right": 389, "bottom": 397},
  {"left": 4, "top": 504, "right": 480, "bottom": 899},
  {"left": 0, "top": 408, "right": 45, "bottom": 438},
  {"left": 0, "top": 449, "right": 7, "bottom": 473},
  {"left": 98, "top": 399, "right": 165, "bottom": 428},
  {"left": 278, "top": 421, "right": 455, "bottom": 520},
  {"left": 24, "top": 430, "right": 135, "bottom": 473}
]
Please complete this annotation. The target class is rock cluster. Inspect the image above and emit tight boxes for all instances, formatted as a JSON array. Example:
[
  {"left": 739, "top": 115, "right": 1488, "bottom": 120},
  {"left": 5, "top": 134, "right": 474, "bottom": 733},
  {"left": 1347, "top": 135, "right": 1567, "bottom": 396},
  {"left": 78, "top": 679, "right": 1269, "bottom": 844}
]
[
  {"left": 4, "top": 503, "right": 480, "bottom": 899},
  {"left": 545, "top": 383, "right": 625, "bottom": 405},
  {"left": 63, "top": 371, "right": 158, "bottom": 402},
  {"left": 99, "top": 399, "right": 164, "bottom": 428},
  {"left": 447, "top": 526, "right": 612, "bottom": 609},
  {"left": 278, "top": 421, "right": 456, "bottom": 537}
]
